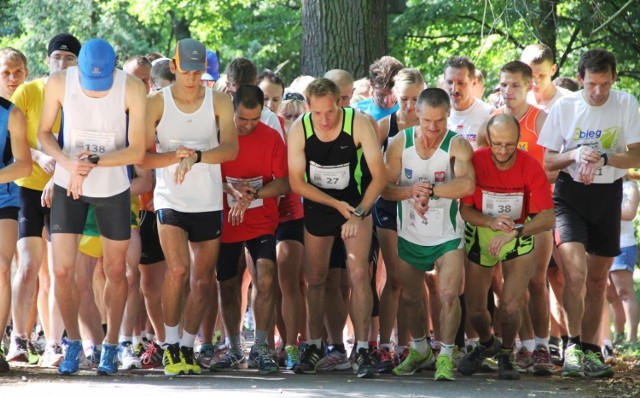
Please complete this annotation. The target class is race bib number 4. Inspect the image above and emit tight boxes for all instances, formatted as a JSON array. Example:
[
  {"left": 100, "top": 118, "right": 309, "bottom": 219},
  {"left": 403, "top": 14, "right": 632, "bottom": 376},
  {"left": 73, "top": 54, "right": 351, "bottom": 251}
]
[
  {"left": 73, "top": 130, "right": 116, "bottom": 154},
  {"left": 481, "top": 190, "right": 524, "bottom": 220},
  {"left": 309, "top": 161, "right": 350, "bottom": 190}
]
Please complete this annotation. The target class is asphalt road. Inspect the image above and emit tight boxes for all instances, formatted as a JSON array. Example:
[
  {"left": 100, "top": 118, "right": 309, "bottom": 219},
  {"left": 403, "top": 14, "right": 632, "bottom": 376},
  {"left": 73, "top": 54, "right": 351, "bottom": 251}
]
[{"left": 0, "top": 365, "right": 596, "bottom": 398}]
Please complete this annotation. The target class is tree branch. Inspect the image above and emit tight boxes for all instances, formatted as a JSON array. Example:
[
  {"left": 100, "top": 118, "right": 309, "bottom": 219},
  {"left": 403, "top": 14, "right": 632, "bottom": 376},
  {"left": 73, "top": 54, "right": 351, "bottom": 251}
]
[
  {"left": 557, "top": 23, "right": 581, "bottom": 71},
  {"left": 457, "top": 15, "right": 523, "bottom": 49},
  {"left": 590, "top": 0, "right": 635, "bottom": 36}
]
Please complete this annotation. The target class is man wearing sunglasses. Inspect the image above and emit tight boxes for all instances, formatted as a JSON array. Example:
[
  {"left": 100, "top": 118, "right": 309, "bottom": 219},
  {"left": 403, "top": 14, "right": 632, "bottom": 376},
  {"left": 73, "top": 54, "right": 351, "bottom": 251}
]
[{"left": 458, "top": 114, "right": 555, "bottom": 380}]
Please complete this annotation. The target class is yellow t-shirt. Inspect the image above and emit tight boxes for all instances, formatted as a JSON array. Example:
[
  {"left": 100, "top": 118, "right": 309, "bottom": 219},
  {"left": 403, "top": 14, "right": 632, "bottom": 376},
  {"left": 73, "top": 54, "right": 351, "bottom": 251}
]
[{"left": 11, "top": 78, "right": 62, "bottom": 191}]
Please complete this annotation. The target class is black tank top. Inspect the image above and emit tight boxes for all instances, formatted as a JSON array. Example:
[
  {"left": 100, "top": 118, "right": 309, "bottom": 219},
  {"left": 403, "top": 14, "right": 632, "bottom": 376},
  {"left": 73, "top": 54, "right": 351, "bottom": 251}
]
[{"left": 302, "top": 107, "right": 363, "bottom": 210}]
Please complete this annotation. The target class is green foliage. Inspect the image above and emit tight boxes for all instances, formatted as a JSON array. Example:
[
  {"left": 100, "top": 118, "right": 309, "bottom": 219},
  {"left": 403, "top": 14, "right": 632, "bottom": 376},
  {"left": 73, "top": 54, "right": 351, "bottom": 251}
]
[
  {"left": 1, "top": 0, "right": 637, "bottom": 93},
  {"left": 389, "top": 0, "right": 640, "bottom": 95}
]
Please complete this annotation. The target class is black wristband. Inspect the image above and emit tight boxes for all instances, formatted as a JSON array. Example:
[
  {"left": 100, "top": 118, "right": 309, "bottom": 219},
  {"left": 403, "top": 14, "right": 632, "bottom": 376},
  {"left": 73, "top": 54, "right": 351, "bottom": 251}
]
[
  {"left": 600, "top": 151, "right": 608, "bottom": 166},
  {"left": 429, "top": 186, "right": 435, "bottom": 198},
  {"left": 195, "top": 150, "right": 202, "bottom": 164}
]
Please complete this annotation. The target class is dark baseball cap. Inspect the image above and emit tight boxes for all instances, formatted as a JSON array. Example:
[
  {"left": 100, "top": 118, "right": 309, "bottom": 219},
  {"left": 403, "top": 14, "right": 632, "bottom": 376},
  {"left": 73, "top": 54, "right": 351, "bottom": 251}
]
[{"left": 173, "top": 39, "right": 206, "bottom": 73}]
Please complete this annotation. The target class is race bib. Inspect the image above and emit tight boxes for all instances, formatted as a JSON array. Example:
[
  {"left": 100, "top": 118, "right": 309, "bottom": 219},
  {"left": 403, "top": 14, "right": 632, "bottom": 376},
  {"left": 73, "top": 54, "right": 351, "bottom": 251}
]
[
  {"left": 72, "top": 130, "right": 115, "bottom": 155},
  {"left": 481, "top": 190, "right": 523, "bottom": 220},
  {"left": 226, "top": 176, "right": 264, "bottom": 209},
  {"left": 309, "top": 161, "right": 350, "bottom": 190},
  {"left": 591, "top": 166, "right": 615, "bottom": 184},
  {"left": 406, "top": 206, "right": 444, "bottom": 238}
]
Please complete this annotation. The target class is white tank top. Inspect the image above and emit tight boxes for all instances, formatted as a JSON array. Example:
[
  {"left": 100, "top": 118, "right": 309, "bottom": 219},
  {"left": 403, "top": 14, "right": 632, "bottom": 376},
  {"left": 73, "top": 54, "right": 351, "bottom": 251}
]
[
  {"left": 55, "top": 67, "right": 129, "bottom": 198},
  {"left": 154, "top": 86, "right": 223, "bottom": 212},
  {"left": 397, "top": 128, "right": 465, "bottom": 246}
]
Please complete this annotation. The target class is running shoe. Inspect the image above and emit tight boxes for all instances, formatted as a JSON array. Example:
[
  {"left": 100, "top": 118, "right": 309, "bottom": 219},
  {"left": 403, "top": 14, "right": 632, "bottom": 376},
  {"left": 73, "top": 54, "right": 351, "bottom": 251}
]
[
  {"left": 497, "top": 348, "right": 520, "bottom": 380},
  {"left": 294, "top": 343, "right": 325, "bottom": 374},
  {"left": 27, "top": 340, "right": 40, "bottom": 365},
  {"left": 392, "top": 347, "right": 434, "bottom": 376},
  {"left": 549, "top": 343, "right": 563, "bottom": 366},
  {"left": 58, "top": 340, "right": 82, "bottom": 375},
  {"left": 7, "top": 335, "right": 29, "bottom": 362},
  {"left": 196, "top": 342, "right": 215, "bottom": 368},
  {"left": 120, "top": 341, "right": 142, "bottom": 370},
  {"left": 163, "top": 342, "right": 187, "bottom": 376},
  {"left": 515, "top": 346, "right": 534, "bottom": 373},
  {"left": 0, "top": 348, "right": 9, "bottom": 373},
  {"left": 375, "top": 346, "right": 397, "bottom": 374},
  {"left": 354, "top": 347, "right": 377, "bottom": 378},
  {"left": 457, "top": 336, "right": 500, "bottom": 376},
  {"left": 561, "top": 345, "right": 584, "bottom": 377},
  {"left": 140, "top": 341, "right": 164, "bottom": 369},
  {"left": 583, "top": 350, "right": 614, "bottom": 378},
  {"left": 181, "top": 346, "right": 201, "bottom": 375},
  {"left": 40, "top": 342, "right": 64, "bottom": 368},
  {"left": 209, "top": 348, "right": 247, "bottom": 371},
  {"left": 253, "top": 344, "right": 278, "bottom": 374},
  {"left": 603, "top": 344, "right": 617, "bottom": 365},
  {"left": 285, "top": 345, "right": 299, "bottom": 370},
  {"left": 532, "top": 345, "right": 555, "bottom": 376},
  {"left": 317, "top": 345, "right": 349, "bottom": 371},
  {"left": 434, "top": 355, "right": 455, "bottom": 381},
  {"left": 97, "top": 343, "right": 119, "bottom": 375}
]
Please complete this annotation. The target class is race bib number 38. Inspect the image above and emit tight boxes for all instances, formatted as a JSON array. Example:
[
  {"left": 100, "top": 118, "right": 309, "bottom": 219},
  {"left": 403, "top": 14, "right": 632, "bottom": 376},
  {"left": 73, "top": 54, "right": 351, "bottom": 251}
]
[
  {"left": 481, "top": 190, "right": 524, "bottom": 220},
  {"left": 309, "top": 161, "right": 350, "bottom": 190}
]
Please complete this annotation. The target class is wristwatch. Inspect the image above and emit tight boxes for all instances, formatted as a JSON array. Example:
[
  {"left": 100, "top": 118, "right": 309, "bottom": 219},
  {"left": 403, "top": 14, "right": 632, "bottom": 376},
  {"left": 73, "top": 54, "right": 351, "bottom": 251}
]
[
  {"left": 598, "top": 151, "right": 608, "bottom": 166},
  {"left": 514, "top": 223, "right": 525, "bottom": 238},
  {"left": 88, "top": 154, "right": 100, "bottom": 165},
  {"left": 352, "top": 206, "right": 366, "bottom": 219}
]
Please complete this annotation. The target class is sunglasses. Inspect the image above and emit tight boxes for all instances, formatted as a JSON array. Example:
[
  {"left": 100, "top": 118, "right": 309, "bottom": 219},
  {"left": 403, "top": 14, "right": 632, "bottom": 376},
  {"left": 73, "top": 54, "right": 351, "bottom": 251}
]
[{"left": 283, "top": 92, "right": 305, "bottom": 101}]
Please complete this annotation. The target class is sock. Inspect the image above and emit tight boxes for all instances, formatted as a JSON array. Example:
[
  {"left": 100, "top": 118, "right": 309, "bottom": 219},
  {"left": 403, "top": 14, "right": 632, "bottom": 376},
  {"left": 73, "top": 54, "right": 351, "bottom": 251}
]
[
  {"left": 440, "top": 343, "right": 455, "bottom": 359},
  {"left": 396, "top": 345, "right": 407, "bottom": 355},
  {"left": 603, "top": 339, "right": 613, "bottom": 348},
  {"left": 480, "top": 335, "right": 495, "bottom": 349},
  {"left": 308, "top": 338, "right": 322, "bottom": 349},
  {"left": 95, "top": 344, "right": 103, "bottom": 352},
  {"left": 515, "top": 338, "right": 522, "bottom": 350},
  {"left": 164, "top": 324, "right": 181, "bottom": 345},
  {"left": 380, "top": 343, "right": 392, "bottom": 351},
  {"left": 180, "top": 331, "right": 197, "bottom": 348},
  {"left": 132, "top": 335, "right": 142, "bottom": 346},
  {"left": 522, "top": 339, "right": 536, "bottom": 352},
  {"left": 549, "top": 336, "right": 561, "bottom": 347},
  {"left": 332, "top": 343, "right": 346, "bottom": 354},
  {"left": 229, "top": 335, "right": 243, "bottom": 353},
  {"left": 147, "top": 333, "right": 156, "bottom": 343},
  {"left": 254, "top": 330, "right": 268, "bottom": 346},
  {"left": 535, "top": 336, "right": 550, "bottom": 350},
  {"left": 561, "top": 335, "right": 569, "bottom": 349},
  {"left": 582, "top": 342, "right": 600, "bottom": 354},
  {"left": 412, "top": 335, "right": 429, "bottom": 355},
  {"left": 466, "top": 337, "right": 479, "bottom": 349},
  {"left": 368, "top": 340, "right": 378, "bottom": 349},
  {"left": 118, "top": 335, "right": 132, "bottom": 345},
  {"left": 356, "top": 341, "right": 369, "bottom": 352},
  {"left": 567, "top": 335, "right": 581, "bottom": 349}
]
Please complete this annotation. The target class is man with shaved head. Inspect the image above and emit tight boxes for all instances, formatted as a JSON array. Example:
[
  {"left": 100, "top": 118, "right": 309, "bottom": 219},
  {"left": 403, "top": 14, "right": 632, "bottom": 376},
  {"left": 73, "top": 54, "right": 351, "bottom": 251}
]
[{"left": 458, "top": 114, "right": 555, "bottom": 380}]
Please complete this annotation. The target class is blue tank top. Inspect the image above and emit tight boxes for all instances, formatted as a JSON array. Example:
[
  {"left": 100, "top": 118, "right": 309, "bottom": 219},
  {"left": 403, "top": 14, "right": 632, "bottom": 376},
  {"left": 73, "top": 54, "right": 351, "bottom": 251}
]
[{"left": 0, "top": 97, "right": 19, "bottom": 209}]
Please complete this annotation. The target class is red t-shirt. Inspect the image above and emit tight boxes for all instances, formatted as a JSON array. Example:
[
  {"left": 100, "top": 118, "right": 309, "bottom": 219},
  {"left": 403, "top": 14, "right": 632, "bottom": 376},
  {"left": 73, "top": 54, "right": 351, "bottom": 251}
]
[
  {"left": 221, "top": 122, "right": 288, "bottom": 242},
  {"left": 462, "top": 148, "right": 553, "bottom": 223}
]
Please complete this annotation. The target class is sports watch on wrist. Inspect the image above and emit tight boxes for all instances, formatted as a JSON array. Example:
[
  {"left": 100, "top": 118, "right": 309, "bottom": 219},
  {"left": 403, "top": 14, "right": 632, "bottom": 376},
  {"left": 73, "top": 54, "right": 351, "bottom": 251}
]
[
  {"left": 88, "top": 154, "right": 100, "bottom": 165},
  {"left": 598, "top": 151, "right": 608, "bottom": 166},
  {"left": 352, "top": 206, "right": 366, "bottom": 219},
  {"left": 514, "top": 223, "right": 525, "bottom": 238}
]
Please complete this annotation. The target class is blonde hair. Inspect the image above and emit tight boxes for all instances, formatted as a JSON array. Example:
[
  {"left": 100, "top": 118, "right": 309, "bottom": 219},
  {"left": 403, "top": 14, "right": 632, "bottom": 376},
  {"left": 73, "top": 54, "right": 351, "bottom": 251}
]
[
  {"left": 0, "top": 47, "right": 28, "bottom": 69},
  {"left": 393, "top": 68, "right": 425, "bottom": 93}
]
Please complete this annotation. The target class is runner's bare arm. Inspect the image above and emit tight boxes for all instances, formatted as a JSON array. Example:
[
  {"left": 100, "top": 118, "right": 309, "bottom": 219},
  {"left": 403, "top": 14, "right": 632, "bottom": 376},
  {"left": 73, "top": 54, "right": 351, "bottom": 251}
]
[
  {"left": 431, "top": 136, "right": 475, "bottom": 199},
  {"left": 0, "top": 106, "right": 31, "bottom": 183}
]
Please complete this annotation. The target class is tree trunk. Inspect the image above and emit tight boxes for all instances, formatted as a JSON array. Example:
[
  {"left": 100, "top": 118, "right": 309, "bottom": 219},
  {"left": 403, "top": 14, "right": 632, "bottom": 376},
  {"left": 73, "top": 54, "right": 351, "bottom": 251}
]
[
  {"left": 537, "top": 0, "right": 559, "bottom": 74},
  {"left": 301, "top": 0, "right": 387, "bottom": 79}
]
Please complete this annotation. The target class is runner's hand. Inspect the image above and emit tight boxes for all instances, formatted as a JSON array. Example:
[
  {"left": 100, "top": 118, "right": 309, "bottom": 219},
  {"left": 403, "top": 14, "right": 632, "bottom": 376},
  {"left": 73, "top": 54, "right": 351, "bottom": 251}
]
[
  {"left": 488, "top": 231, "right": 517, "bottom": 257},
  {"left": 67, "top": 174, "right": 85, "bottom": 200},
  {"left": 412, "top": 196, "right": 429, "bottom": 219},
  {"left": 410, "top": 182, "right": 433, "bottom": 202},
  {"left": 341, "top": 216, "right": 361, "bottom": 240},
  {"left": 489, "top": 215, "right": 514, "bottom": 232},
  {"left": 228, "top": 200, "right": 250, "bottom": 226},
  {"left": 36, "top": 153, "right": 56, "bottom": 175},
  {"left": 579, "top": 158, "right": 605, "bottom": 185},
  {"left": 174, "top": 155, "right": 196, "bottom": 184},
  {"left": 175, "top": 145, "right": 195, "bottom": 159},
  {"left": 41, "top": 179, "right": 55, "bottom": 208},
  {"left": 335, "top": 201, "right": 355, "bottom": 220},
  {"left": 64, "top": 150, "right": 95, "bottom": 177}
]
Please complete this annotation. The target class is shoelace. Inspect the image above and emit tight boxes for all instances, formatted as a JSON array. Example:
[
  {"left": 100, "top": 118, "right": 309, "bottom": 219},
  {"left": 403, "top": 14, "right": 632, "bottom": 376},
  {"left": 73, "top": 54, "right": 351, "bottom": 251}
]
[{"left": 141, "top": 344, "right": 158, "bottom": 365}]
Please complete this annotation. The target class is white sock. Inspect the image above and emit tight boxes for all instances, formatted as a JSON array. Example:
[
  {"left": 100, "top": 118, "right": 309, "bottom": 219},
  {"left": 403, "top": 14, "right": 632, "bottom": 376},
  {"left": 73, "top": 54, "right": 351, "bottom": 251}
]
[
  {"left": 180, "top": 331, "right": 197, "bottom": 348},
  {"left": 164, "top": 324, "right": 181, "bottom": 345},
  {"left": 440, "top": 343, "right": 455, "bottom": 359},
  {"left": 534, "top": 336, "right": 550, "bottom": 350},
  {"left": 119, "top": 335, "right": 132, "bottom": 344},
  {"left": 603, "top": 339, "right": 613, "bottom": 348},
  {"left": 308, "top": 338, "right": 322, "bottom": 349},
  {"left": 412, "top": 335, "right": 429, "bottom": 355},
  {"left": 132, "top": 335, "right": 142, "bottom": 346},
  {"left": 522, "top": 339, "right": 536, "bottom": 352},
  {"left": 356, "top": 341, "right": 369, "bottom": 352}
]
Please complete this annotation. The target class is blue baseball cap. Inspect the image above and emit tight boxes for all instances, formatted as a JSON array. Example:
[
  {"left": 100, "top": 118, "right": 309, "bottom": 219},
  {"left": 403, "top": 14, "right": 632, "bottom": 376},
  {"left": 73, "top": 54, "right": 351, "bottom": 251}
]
[
  {"left": 78, "top": 38, "right": 116, "bottom": 91},
  {"left": 202, "top": 49, "right": 220, "bottom": 81}
]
